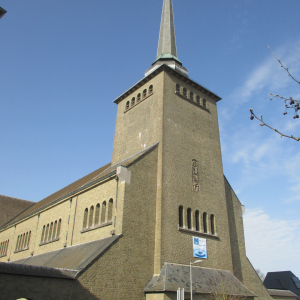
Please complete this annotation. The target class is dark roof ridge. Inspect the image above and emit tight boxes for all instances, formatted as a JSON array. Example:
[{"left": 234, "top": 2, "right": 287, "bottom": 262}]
[{"left": 0, "top": 194, "right": 33, "bottom": 202}]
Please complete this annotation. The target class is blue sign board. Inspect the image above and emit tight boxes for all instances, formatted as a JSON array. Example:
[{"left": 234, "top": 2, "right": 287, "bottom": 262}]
[{"left": 193, "top": 237, "right": 207, "bottom": 259}]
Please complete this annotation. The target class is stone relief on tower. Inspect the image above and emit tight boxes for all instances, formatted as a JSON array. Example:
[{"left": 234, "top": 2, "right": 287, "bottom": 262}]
[{"left": 192, "top": 159, "right": 199, "bottom": 192}]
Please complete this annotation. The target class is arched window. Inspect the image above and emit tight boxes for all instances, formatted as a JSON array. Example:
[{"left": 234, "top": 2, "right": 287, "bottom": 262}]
[
  {"left": 149, "top": 85, "right": 153, "bottom": 94},
  {"left": 89, "top": 206, "right": 94, "bottom": 227},
  {"left": 49, "top": 222, "right": 53, "bottom": 241},
  {"left": 27, "top": 231, "right": 31, "bottom": 247},
  {"left": 126, "top": 101, "right": 129, "bottom": 110},
  {"left": 179, "top": 206, "right": 183, "bottom": 228},
  {"left": 190, "top": 91, "right": 194, "bottom": 101},
  {"left": 6, "top": 240, "right": 9, "bottom": 255},
  {"left": 196, "top": 95, "right": 200, "bottom": 105},
  {"left": 83, "top": 208, "right": 88, "bottom": 229},
  {"left": 203, "top": 98, "right": 207, "bottom": 108},
  {"left": 131, "top": 97, "right": 135, "bottom": 106},
  {"left": 143, "top": 89, "right": 147, "bottom": 98},
  {"left": 45, "top": 224, "right": 49, "bottom": 242},
  {"left": 203, "top": 212, "right": 208, "bottom": 233},
  {"left": 107, "top": 199, "right": 113, "bottom": 221},
  {"left": 176, "top": 84, "right": 180, "bottom": 93},
  {"left": 57, "top": 219, "right": 62, "bottom": 238},
  {"left": 95, "top": 204, "right": 100, "bottom": 225},
  {"left": 0, "top": 242, "right": 3, "bottom": 256},
  {"left": 137, "top": 93, "right": 141, "bottom": 102},
  {"left": 195, "top": 210, "right": 200, "bottom": 231},
  {"left": 187, "top": 208, "right": 192, "bottom": 229},
  {"left": 101, "top": 201, "right": 107, "bottom": 223},
  {"left": 41, "top": 225, "right": 45, "bottom": 243},
  {"left": 52, "top": 221, "right": 57, "bottom": 240},
  {"left": 183, "top": 88, "right": 187, "bottom": 97},
  {"left": 210, "top": 214, "right": 215, "bottom": 235}
]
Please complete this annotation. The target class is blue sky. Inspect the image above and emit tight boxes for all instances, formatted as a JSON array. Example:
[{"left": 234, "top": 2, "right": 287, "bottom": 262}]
[{"left": 1, "top": 1, "right": 300, "bottom": 276}]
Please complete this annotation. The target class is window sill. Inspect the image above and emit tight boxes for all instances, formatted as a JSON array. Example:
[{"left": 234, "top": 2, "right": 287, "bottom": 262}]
[
  {"left": 179, "top": 227, "right": 219, "bottom": 239},
  {"left": 39, "top": 237, "right": 60, "bottom": 246},
  {"left": 175, "top": 91, "right": 210, "bottom": 112},
  {"left": 0, "top": 254, "right": 7, "bottom": 258},
  {"left": 124, "top": 92, "right": 154, "bottom": 113},
  {"left": 14, "top": 247, "right": 29, "bottom": 253},
  {"left": 81, "top": 221, "right": 112, "bottom": 233}
]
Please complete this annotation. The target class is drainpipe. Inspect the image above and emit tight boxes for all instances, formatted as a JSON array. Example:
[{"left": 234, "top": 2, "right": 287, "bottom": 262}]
[
  {"left": 70, "top": 196, "right": 78, "bottom": 246},
  {"left": 31, "top": 213, "right": 40, "bottom": 255},
  {"left": 64, "top": 198, "right": 72, "bottom": 247},
  {"left": 8, "top": 225, "right": 16, "bottom": 261}
]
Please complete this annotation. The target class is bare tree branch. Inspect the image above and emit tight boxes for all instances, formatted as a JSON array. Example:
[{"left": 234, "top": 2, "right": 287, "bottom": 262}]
[
  {"left": 268, "top": 45, "right": 300, "bottom": 85},
  {"left": 249, "top": 108, "right": 300, "bottom": 141}
]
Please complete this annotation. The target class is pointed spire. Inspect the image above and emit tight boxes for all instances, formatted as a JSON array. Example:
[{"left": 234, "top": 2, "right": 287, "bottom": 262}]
[
  {"left": 145, "top": 0, "right": 188, "bottom": 77},
  {"left": 156, "top": 0, "right": 179, "bottom": 62}
]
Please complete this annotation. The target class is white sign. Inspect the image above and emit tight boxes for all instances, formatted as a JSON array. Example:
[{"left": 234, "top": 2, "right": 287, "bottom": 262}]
[{"left": 193, "top": 236, "right": 207, "bottom": 259}]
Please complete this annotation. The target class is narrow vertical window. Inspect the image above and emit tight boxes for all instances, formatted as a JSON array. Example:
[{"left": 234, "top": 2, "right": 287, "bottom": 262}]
[
  {"left": 143, "top": 89, "right": 147, "bottom": 98},
  {"left": 49, "top": 222, "right": 53, "bottom": 241},
  {"left": 101, "top": 201, "right": 107, "bottom": 223},
  {"left": 41, "top": 225, "right": 45, "bottom": 243},
  {"left": 83, "top": 208, "right": 88, "bottom": 229},
  {"left": 0, "top": 242, "right": 3, "bottom": 256},
  {"left": 149, "top": 85, "right": 153, "bottom": 94},
  {"left": 137, "top": 93, "right": 141, "bottom": 101},
  {"left": 187, "top": 208, "right": 192, "bottom": 229},
  {"left": 24, "top": 232, "right": 28, "bottom": 249},
  {"left": 176, "top": 84, "right": 180, "bottom": 93},
  {"left": 126, "top": 101, "right": 129, "bottom": 110},
  {"left": 183, "top": 88, "right": 187, "bottom": 97},
  {"left": 107, "top": 199, "right": 113, "bottom": 221},
  {"left": 45, "top": 224, "right": 49, "bottom": 242},
  {"left": 57, "top": 219, "right": 62, "bottom": 238},
  {"left": 179, "top": 206, "right": 183, "bottom": 228},
  {"left": 89, "top": 206, "right": 94, "bottom": 227},
  {"left": 131, "top": 97, "right": 135, "bottom": 106},
  {"left": 190, "top": 91, "right": 194, "bottom": 101},
  {"left": 195, "top": 210, "right": 200, "bottom": 231},
  {"left": 196, "top": 95, "right": 200, "bottom": 105},
  {"left": 15, "top": 236, "right": 20, "bottom": 251},
  {"left": 203, "top": 98, "right": 207, "bottom": 108},
  {"left": 210, "top": 214, "right": 215, "bottom": 235},
  {"left": 27, "top": 231, "right": 31, "bottom": 247},
  {"left": 52, "top": 221, "right": 57, "bottom": 240},
  {"left": 20, "top": 234, "right": 25, "bottom": 250},
  {"left": 203, "top": 212, "right": 208, "bottom": 233},
  {"left": 95, "top": 204, "right": 100, "bottom": 225},
  {"left": 6, "top": 240, "right": 9, "bottom": 255}
]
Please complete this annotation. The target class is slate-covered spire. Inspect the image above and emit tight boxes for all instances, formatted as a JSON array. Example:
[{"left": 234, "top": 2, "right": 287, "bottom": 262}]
[
  {"left": 156, "top": 0, "right": 178, "bottom": 62},
  {"left": 145, "top": 0, "right": 188, "bottom": 77}
]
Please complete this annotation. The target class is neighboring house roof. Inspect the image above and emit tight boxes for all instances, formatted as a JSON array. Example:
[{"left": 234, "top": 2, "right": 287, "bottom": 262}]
[
  {"left": 268, "top": 289, "right": 298, "bottom": 298},
  {"left": 0, "top": 142, "right": 159, "bottom": 231},
  {"left": 264, "top": 271, "right": 300, "bottom": 299},
  {"left": 0, "top": 194, "right": 35, "bottom": 227},
  {"left": 2, "top": 235, "right": 121, "bottom": 279},
  {"left": 144, "top": 263, "right": 256, "bottom": 297}
]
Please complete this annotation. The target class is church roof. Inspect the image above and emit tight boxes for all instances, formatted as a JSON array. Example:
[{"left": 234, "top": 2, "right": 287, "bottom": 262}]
[
  {"left": 0, "top": 143, "right": 159, "bottom": 231},
  {"left": 2, "top": 235, "right": 121, "bottom": 279},
  {"left": 144, "top": 263, "right": 256, "bottom": 297}
]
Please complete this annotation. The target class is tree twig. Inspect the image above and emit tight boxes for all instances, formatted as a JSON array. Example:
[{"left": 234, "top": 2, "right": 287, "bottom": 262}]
[
  {"left": 249, "top": 108, "right": 300, "bottom": 141},
  {"left": 268, "top": 45, "right": 300, "bottom": 85}
]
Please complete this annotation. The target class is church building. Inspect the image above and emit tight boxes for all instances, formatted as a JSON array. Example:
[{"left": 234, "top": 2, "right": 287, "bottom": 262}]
[{"left": 0, "top": 1, "right": 274, "bottom": 299}]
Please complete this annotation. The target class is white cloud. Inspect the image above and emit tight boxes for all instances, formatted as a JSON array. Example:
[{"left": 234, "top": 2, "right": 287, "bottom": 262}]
[{"left": 243, "top": 208, "right": 300, "bottom": 275}]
